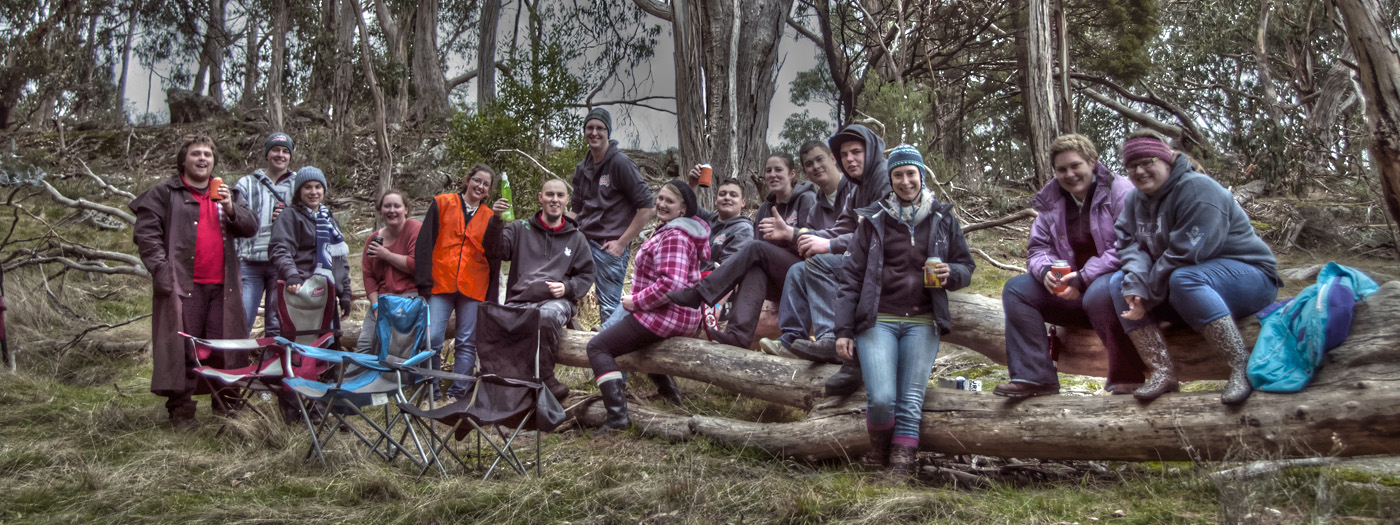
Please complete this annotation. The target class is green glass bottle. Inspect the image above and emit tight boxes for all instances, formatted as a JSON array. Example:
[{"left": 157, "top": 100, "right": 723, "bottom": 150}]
[{"left": 499, "top": 171, "right": 514, "bottom": 222}]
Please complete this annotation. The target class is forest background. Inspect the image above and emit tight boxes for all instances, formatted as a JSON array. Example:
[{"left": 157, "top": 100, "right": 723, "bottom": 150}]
[{"left": 2, "top": 0, "right": 1400, "bottom": 523}]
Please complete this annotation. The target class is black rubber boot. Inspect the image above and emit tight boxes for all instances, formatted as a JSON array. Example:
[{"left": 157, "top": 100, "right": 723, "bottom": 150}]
[
  {"left": 597, "top": 378, "right": 631, "bottom": 433},
  {"left": 648, "top": 374, "right": 684, "bottom": 405},
  {"left": 860, "top": 428, "right": 894, "bottom": 470},
  {"left": 886, "top": 444, "right": 919, "bottom": 483},
  {"left": 824, "top": 357, "right": 864, "bottom": 397},
  {"left": 791, "top": 338, "right": 842, "bottom": 364}
]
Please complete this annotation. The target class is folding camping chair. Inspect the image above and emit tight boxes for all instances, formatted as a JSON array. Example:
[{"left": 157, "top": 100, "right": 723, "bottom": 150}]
[
  {"left": 282, "top": 294, "right": 435, "bottom": 467},
  {"left": 185, "top": 275, "right": 336, "bottom": 421},
  {"left": 399, "top": 302, "right": 566, "bottom": 480}
]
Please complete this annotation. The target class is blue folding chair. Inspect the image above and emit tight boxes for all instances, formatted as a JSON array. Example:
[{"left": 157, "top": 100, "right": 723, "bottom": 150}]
[{"left": 282, "top": 294, "right": 435, "bottom": 466}]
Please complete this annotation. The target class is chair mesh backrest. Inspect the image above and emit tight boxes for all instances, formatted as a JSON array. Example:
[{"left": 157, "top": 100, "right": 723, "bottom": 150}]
[
  {"left": 475, "top": 303, "right": 543, "bottom": 380},
  {"left": 375, "top": 295, "right": 429, "bottom": 364},
  {"left": 279, "top": 274, "right": 335, "bottom": 345}
]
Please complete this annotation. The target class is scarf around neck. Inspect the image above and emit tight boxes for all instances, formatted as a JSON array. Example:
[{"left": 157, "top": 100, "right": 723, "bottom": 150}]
[
  {"left": 879, "top": 187, "right": 937, "bottom": 236},
  {"left": 312, "top": 205, "right": 348, "bottom": 280}
]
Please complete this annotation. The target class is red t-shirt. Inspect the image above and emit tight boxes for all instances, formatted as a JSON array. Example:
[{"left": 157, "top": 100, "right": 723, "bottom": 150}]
[{"left": 185, "top": 178, "right": 225, "bottom": 284}]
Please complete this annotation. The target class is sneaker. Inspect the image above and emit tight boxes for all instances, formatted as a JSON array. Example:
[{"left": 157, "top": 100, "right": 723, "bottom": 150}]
[
  {"left": 992, "top": 381, "right": 1060, "bottom": 398},
  {"left": 758, "top": 338, "right": 799, "bottom": 359},
  {"left": 790, "top": 338, "right": 842, "bottom": 364}
]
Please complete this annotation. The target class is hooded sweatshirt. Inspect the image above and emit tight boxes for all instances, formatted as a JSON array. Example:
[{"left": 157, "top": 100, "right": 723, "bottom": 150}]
[
  {"left": 705, "top": 215, "right": 755, "bottom": 271},
  {"left": 1115, "top": 153, "right": 1282, "bottom": 310},
  {"left": 493, "top": 212, "right": 596, "bottom": 304},
  {"left": 803, "top": 124, "right": 892, "bottom": 254},
  {"left": 234, "top": 168, "right": 295, "bottom": 261},
  {"left": 630, "top": 216, "right": 711, "bottom": 338},
  {"left": 569, "top": 140, "right": 654, "bottom": 242},
  {"left": 753, "top": 181, "right": 818, "bottom": 255}
]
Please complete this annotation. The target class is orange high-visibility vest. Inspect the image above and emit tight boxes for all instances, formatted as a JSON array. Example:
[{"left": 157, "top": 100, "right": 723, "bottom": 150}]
[{"left": 429, "top": 194, "right": 494, "bottom": 300}]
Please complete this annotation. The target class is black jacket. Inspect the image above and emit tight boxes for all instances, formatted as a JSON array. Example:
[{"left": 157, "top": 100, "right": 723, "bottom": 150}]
[
  {"left": 753, "top": 181, "right": 818, "bottom": 255},
  {"left": 704, "top": 215, "right": 755, "bottom": 271},
  {"left": 834, "top": 198, "right": 975, "bottom": 338},
  {"left": 268, "top": 204, "right": 353, "bottom": 311},
  {"left": 492, "top": 213, "right": 596, "bottom": 304}
]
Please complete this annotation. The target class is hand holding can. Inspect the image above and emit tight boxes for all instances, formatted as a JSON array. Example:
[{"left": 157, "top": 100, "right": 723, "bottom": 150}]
[
  {"left": 923, "top": 257, "right": 943, "bottom": 288},
  {"left": 1050, "top": 260, "right": 1072, "bottom": 293},
  {"left": 698, "top": 164, "right": 713, "bottom": 187},
  {"left": 208, "top": 177, "right": 225, "bottom": 201}
]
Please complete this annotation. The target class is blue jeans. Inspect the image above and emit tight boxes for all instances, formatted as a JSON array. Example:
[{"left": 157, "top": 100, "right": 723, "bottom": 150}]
[
  {"left": 429, "top": 293, "right": 480, "bottom": 398},
  {"left": 240, "top": 260, "right": 280, "bottom": 337},
  {"left": 778, "top": 253, "right": 843, "bottom": 345},
  {"left": 589, "top": 239, "right": 631, "bottom": 324},
  {"left": 600, "top": 302, "right": 629, "bottom": 330},
  {"left": 856, "top": 321, "right": 940, "bottom": 446},
  {"left": 1109, "top": 259, "right": 1279, "bottom": 333},
  {"left": 1002, "top": 273, "right": 1143, "bottom": 389}
]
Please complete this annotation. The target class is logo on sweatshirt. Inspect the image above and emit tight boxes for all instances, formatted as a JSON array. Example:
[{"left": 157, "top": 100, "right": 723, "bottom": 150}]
[
  {"left": 712, "top": 234, "right": 726, "bottom": 247},
  {"left": 1187, "top": 225, "right": 1203, "bottom": 247},
  {"left": 565, "top": 247, "right": 573, "bottom": 257},
  {"left": 599, "top": 174, "right": 612, "bottom": 188}
]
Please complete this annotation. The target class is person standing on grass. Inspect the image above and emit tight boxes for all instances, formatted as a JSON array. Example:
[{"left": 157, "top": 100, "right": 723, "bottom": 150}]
[
  {"left": 587, "top": 180, "right": 709, "bottom": 433},
  {"left": 834, "top": 145, "right": 975, "bottom": 482},
  {"left": 235, "top": 132, "right": 296, "bottom": 338},
  {"left": 415, "top": 164, "right": 510, "bottom": 401},
  {"left": 992, "top": 134, "right": 1142, "bottom": 398},
  {"left": 357, "top": 190, "right": 422, "bottom": 354},
  {"left": 130, "top": 135, "right": 259, "bottom": 430},
  {"left": 488, "top": 178, "right": 596, "bottom": 401},
  {"left": 569, "top": 108, "right": 655, "bottom": 324}
]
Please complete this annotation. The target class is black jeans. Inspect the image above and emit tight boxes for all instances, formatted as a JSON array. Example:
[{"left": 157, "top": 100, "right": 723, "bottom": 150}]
[
  {"left": 695, "top": 242, "right": 801, "bottom": 347},
  {"left": 586, "top": 314, "right": 663, "bottom": 378}
]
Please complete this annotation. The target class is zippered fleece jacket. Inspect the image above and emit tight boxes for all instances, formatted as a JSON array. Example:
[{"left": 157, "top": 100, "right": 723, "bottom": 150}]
[{"left": 492, "top": 212, "right": 596, "bottom": 304}]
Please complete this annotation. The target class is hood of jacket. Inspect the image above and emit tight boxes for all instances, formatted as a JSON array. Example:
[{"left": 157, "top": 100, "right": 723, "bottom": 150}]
[
  {"left": 834, "top": 124, "right": 888, "bottom": 184},
  {"left": 527, "top": 211, "right": 582, "bottom": 235}
]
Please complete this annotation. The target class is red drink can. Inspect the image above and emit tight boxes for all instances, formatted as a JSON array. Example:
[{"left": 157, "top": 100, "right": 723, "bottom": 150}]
[
  {"left": 1051, "top": 260, "right": 1071, "bottom": 293},
  {"left": 208, "top": 177, "right": 225, "bottom": 201}
]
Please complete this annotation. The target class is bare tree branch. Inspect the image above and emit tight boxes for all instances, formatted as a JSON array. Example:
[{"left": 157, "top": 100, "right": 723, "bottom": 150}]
[
  {"left": 786, "top": 16, "right": 822, "bottom": 45},
  {"left": 494, "top": 149, "right": 564, "bottom": 185},
  {"left": 4, "top": 256, "right": 149, "bottom": 277},
  {"left": 1077, "top": 87, "right": 1184, "bottom": 139},
  {"left": 969, "top": 246, "right": 1025, "bottom": 273},
  {"left": 76, "top": 159, "right": 135, "bottom": 200},
  {"left": 632, "top": 0, "right": 671, "bottom": 22},
  {"left": 961, "top": 208, "right": 1037, "bottom": 235},
  {"left": 446, "top": 60, "right": 508, "bottom": 91},
  {"left": 39, "top": 181, "right": 135, "bottom": 225}
]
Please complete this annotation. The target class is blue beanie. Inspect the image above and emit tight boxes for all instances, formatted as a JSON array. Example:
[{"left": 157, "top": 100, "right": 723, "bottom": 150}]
[
  {"left": 293, "top": 166, "right": 327, "bottom": 203},
  {"left": 887, "top": 144, "right": 929, "bottom": 178}
]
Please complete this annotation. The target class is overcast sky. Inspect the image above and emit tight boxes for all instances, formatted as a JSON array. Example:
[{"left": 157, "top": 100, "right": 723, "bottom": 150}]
[{"left": 122, "top": 10, "right": 832, "bottom": 153}]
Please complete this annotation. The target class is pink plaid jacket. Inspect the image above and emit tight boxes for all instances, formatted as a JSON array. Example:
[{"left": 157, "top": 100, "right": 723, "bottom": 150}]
[{"left": 631, "top": 217, "right": 711, "bottom": 337}]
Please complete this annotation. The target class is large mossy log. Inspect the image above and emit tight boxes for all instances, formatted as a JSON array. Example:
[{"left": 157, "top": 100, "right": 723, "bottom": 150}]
[
  {"left": 340, "top": 284, "right": 1400, "bottom": 461},
  {"left": 559, "top": 283, "right": 1400, "bottom": 462}
]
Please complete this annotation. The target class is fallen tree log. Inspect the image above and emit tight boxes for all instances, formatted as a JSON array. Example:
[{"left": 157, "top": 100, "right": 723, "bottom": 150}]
[{"left": 557, "top": 282, "right": 1400, "bottom": 462}]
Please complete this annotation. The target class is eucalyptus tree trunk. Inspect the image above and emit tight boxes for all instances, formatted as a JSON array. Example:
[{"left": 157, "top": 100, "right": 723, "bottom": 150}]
[
  {"left": 237, "top": 6, "right": 260, "bottom": 113},
  {"left": 1333, "top": 0, "right": 1400, "bottom": 235},
  {"left": 1019, "top": 0, "right": 1058, "bottom": 190},
  {"left": 332, "top": 0, "right": 356, "bottom": 138},
  {"left": 267, "top": 0, "right": 288, "bottom": 129},
  {"left": 476, "top": 0, "right": 500, "bottom": 109},
  {"left": 409, "top": 0, "right": 450, "bottom": 123},
  {"left": 114, "top": 0, "right": 138, "bottom": 125},
  {"left": 372, "top": 0, "right": 412, "bottom": 124},
  {"left": 350, "top": 0, "right": 394, "bottom": 196},
  {"left": 636, "top": 0, "right": 793, "bottom": 204}
]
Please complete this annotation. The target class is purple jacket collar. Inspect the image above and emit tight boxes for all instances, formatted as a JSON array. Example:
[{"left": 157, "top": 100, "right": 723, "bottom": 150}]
[{"left": 1025, "top": 161, "right": 1132, "bottom": 285}]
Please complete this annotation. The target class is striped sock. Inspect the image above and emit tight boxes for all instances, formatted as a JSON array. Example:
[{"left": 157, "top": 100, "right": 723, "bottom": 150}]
[{"left": 595, "top": 371, "right": 624, "bottom": 385}]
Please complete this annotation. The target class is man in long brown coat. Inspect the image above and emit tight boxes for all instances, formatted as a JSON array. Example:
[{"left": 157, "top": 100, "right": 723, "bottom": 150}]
[{"left": 130, "top": 135, "right": 259, "bottom": 430}]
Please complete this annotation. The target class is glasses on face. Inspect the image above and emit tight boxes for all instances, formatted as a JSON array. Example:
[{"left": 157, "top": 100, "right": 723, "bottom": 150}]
[
  {"left": 584, "top": 125, "right": 607, "bottom": 133},
  {"left": 1125, "top": 157, "right": 1157, "bottom": 173}
]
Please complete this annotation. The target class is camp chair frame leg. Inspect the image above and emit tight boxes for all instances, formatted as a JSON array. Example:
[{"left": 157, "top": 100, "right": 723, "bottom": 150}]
[
  {"left": 411, "top": 416, "right": 467, "bottom": 479},
  {"left": 470, "top": 408, "right": 536, "bottom": 480}
]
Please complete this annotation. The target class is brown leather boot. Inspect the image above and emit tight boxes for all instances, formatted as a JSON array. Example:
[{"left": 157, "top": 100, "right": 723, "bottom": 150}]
[
  {"left": 859, "top": 428, "right": 893, "bottom": 470},
  {"left": 1202, "top": 317, "right": 1253, "bottom": 405},
  {"left": 886, "top": 444, "right": 919, "bottom": 482},
  {"left": 169, "top": 403, "right": 200, "bottom": 431},
  {"left": 1128, "top": 325, "right": 1179, "bottom": 401}
]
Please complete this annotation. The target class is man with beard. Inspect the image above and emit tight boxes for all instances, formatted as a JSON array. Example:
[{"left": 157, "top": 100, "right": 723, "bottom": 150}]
[{"left": 491, "top": 178, "right": 596, "bottom": 400}]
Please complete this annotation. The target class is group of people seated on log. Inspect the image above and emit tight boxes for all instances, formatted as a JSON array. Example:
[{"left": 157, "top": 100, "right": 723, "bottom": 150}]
[{"left": 130, "top": 111, "right": 1280, "bottom": 481}]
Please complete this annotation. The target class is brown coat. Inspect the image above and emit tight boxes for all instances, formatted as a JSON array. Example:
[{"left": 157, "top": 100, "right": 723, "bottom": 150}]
[{"left": 130, "top": 174, "right": 259, "bottom": 393}]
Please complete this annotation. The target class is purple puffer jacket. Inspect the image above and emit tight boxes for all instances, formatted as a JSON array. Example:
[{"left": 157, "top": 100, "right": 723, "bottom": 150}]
[{"left": 1026, "top": 161, "right": 1132, "bottom": 285}]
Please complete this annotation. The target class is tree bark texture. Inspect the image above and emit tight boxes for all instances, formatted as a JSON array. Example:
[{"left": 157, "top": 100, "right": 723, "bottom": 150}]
[
  {"left": 268, "top": 0, "right": 288, "bottom": 130},
  {"left": 115, "top": 0, "right": 137, "bottom": 125},
  {"left": 238, "top": 7, "right": 261, "bottom": 113},
  {"left": 558, "top": 282, "right": 1400, "bottom": 462},
  {"left": 349, "top": 0, "right": 394, "bottom": 196},
  {"left": 332, "top": 0, "right": 357, "bottom": 139},
  {"left": 476, "top": 0, "right": 500, "bottom": 109},
  {"left": 1333, "top": 0, "right": 1400, "bottom": 231},
  {"left": 372, "top": 0, "right": 412, "bottom": 125},
  {"left": 410, "top": 0, "right": 450, "bottom": 123},
  {"left": 1020, "top": 0, "right": 1058, "bottom": 190}
]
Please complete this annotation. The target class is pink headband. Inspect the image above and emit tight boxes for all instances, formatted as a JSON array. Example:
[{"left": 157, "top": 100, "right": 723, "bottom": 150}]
[{"left": 1121, "top": 137, "right": 1173, "bottom": 165}]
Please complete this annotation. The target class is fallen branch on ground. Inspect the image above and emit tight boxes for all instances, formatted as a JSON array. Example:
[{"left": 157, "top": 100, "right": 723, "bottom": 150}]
[
  {"left": 39, "top": 181, "right": 135, "bottom": 225},
  {"left": 969, "top": 246, "right": 1026, "bottom": 273},
  {"left": 962, "top": 208, "right": 1037, "bottom": 235}
]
